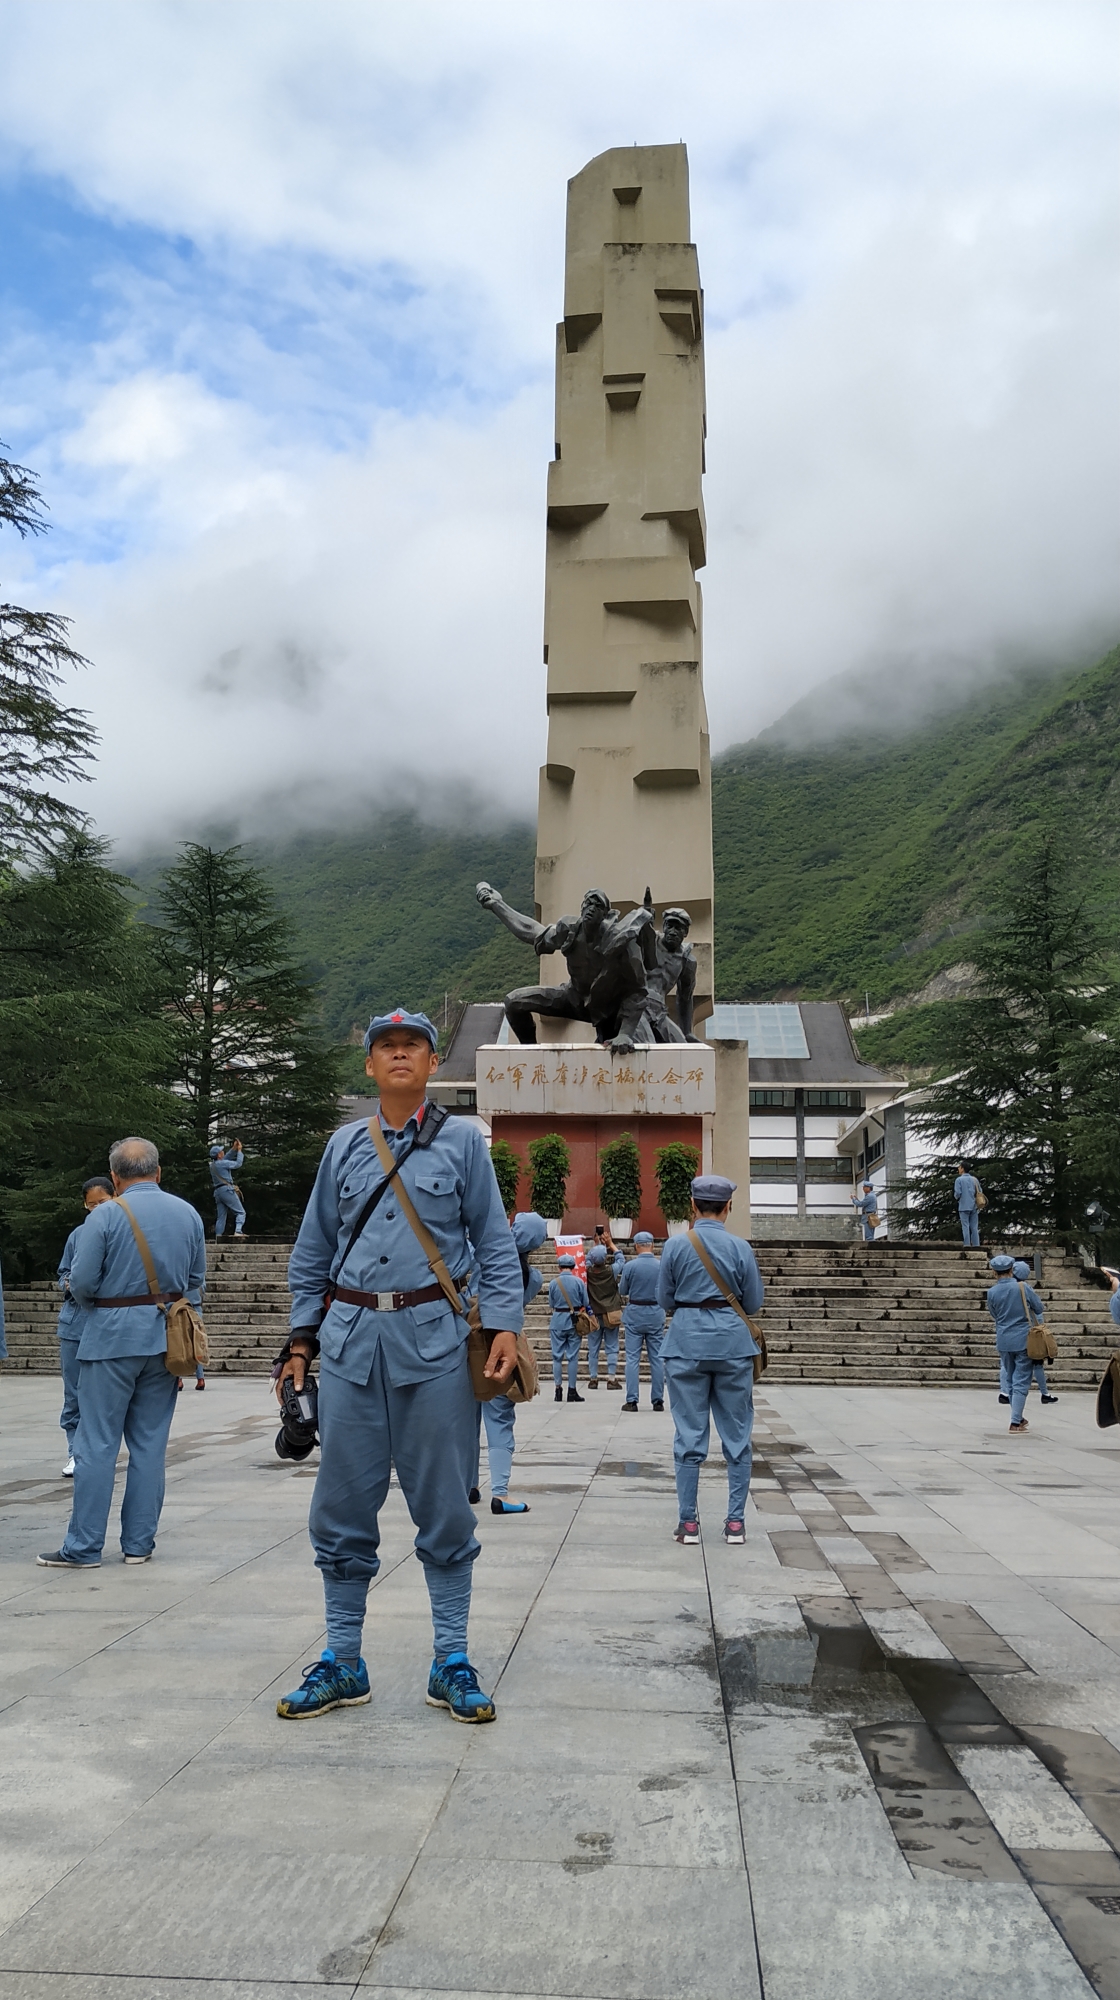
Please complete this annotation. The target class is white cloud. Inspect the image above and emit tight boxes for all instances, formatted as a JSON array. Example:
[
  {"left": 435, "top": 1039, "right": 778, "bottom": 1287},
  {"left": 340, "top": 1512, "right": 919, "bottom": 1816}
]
[{"left": 0, "top": 0, "right": 1115, "bottom": 844}]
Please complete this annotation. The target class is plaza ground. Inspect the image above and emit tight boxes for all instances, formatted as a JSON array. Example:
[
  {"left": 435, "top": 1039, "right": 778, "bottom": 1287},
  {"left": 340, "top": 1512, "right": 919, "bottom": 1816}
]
[{"left": 2, "top": 1375, "right": 1120, "bottom": 2000}]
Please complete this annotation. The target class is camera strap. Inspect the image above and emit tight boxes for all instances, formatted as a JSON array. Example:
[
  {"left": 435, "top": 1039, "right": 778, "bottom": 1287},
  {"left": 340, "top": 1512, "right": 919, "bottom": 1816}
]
[{"left": 332, "top": 1102, "right": 450, "bottom": 1286}]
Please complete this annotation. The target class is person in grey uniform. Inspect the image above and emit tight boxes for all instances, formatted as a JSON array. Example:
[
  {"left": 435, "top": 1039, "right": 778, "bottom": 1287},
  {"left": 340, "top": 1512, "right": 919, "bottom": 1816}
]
[
  {"left": 56, "top": 1175, "right": 115, "bottom": 1476},
  {"left": 585, "top": 1240, "right": 624, "bottom": 1389},
  {"left": 954, "top": 1163, "right": 983, "bottom": 1247},
  {"left": 619, "top": 1231, "right": 666, "bottom": 1411},
  {"left": 1012, "top": 1258, "right": 1057, "bottom": 1404},
  {"left": 549, "top": 1254, "right": 588, "bottom": 1403},
  {"left": 209, "top": 1140, "right": 246, "bottom": 1239},
  {"left": 658, "top": 1175, "right": 764, "bottom": 1547},
  {"left": 37, "top": 1138, "right": 206, "bottom": 1569},
  {"left": 1110, "top": 1272, "right": 1120, "bottom": 1331},
  {"left": 851, "top": 1182, "right": 878, "bottom": 1242},
  {"left": 480, "top": 1210, "right": 546, "bottom": 1514},
  {"left": 275, "top": 1010, "right": 524, "bottom": 1725},
  {"left": 985, "top": 1253, "right": 1043, "bottom": 1432}
]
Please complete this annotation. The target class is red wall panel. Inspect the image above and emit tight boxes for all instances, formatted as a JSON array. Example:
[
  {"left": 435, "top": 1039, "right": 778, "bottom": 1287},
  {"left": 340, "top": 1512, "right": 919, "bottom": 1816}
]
[{"left": 492, "top": 1114, "right": 703, "bottom": 1237}]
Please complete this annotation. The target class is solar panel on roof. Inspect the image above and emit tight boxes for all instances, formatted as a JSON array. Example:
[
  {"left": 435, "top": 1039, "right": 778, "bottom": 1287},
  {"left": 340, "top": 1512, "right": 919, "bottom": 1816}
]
[{"left": 705, "top": 1004, "right": 810, "bottom": 1059}]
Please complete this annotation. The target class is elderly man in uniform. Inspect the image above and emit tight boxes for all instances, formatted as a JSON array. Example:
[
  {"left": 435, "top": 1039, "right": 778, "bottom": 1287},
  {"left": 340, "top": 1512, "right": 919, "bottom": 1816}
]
[
  {"left": 37, "top": 1138, "right": 206, "bottom": 1569},
  {"left": 275, "top": 1010, "right": 524, "bottom": 1725},
  {"left": 954, "top": 1162, "right": 983, "bottom": 1247},
  {"left": 585, "top": 1239, "right": 624, "bottom": 1389},
  {"left": 548, "top": 1253, "right": 588, "bottom": 1403},
  {"left": 851, "top": 1182, "right": 878, "bottom": 1242},
  {"left": 658, "top": 1175, "right": 764, "bottom": 1547},
  {"left": 56, "top": 1175, "right": 115, "bottom": 1477},
  {"left": 619, "top": 1231, "right": 666, "bottom": 1412},
  {"left": 1013, "top": 1257, "right": 1058, "bottom": 1405},
  {"left": 985, "top": 1253, "right": 1043, "bottom": 1433},
  {"left": 209, "top": 1138, "right": 246, "bottom": 1240}
]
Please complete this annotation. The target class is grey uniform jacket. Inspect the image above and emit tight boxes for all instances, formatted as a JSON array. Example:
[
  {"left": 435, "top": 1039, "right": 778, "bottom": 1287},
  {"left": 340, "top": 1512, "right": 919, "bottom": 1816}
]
[
  {"left": 69, "top": 1183, "right": 207, "bottom": 1361},
  {"left": 287, "top": 1110, "right": 523, "bottom": 1390}
]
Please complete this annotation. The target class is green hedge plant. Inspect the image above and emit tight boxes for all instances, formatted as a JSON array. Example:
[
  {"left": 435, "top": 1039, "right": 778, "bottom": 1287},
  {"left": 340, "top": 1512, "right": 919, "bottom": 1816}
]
[
  {"left": 528, "top": 1132, "right": 571, "bottom": 1220},
  {"left": 489, "top": 1139, "right": 521, "bottom": 1215},
  {"left": 655, "top": 1141, "right": 700, "bottom": 1223},
  {"left": 598, "top": 1131, "right": 642, "bottom": 1221}
]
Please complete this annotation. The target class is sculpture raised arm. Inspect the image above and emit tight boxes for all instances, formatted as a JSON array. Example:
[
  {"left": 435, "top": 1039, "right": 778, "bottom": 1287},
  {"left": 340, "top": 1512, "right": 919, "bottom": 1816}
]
[{"left": 475, "top": 881, "right": 547, "bottom": 952}]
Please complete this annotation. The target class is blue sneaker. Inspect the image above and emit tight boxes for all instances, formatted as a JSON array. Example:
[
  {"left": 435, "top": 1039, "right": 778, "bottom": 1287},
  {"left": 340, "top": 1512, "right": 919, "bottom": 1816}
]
[
  {"left": 426, "top": 1651, "right": 496, "bottom": 1724},
  {"left": 276, "top": 1648, "right": 371, "bottom": 1720}
]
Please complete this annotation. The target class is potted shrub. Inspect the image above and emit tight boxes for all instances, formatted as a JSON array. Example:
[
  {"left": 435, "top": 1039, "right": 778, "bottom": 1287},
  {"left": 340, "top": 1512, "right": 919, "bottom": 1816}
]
[
  {"left": 489, "top": 1139, "right": 521, "bottom": 1215},
  {"left": 528, "top": 1133, "right": 571, "bottom": 1234},
  {"left": 655, "top": 1140, "right": 700, "bottom": 1235},
  {"left": 598, "top": 1131, "right": 642, "bottom": 1238}
]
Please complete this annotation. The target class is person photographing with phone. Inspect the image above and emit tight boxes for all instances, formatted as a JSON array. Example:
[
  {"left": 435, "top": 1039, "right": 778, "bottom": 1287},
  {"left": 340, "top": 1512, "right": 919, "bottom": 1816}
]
[{"left": 275, "top": 1010, "right": 523, "bottom": 1725}]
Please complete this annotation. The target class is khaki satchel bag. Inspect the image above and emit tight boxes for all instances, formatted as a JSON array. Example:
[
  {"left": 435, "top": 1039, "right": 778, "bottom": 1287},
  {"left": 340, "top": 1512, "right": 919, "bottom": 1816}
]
[
  {"left": 1020, "top": 1281, "right": 1057, "bottom": 1363},
  {"left": 368, "top": 1125, "right": 539, "bottom": 1405},
  {"left": 556, "top": 1275, "right": 594, "bottom": 1341},
  {"left": 114, "top": 1199, "right": 209, "bottom": 1377},
  {"left": 976, "top": 1186, "right": 988, "bottom": 1210},
  {"left": 686, "top": 1229, "right": 769, "bottom": 1383}
]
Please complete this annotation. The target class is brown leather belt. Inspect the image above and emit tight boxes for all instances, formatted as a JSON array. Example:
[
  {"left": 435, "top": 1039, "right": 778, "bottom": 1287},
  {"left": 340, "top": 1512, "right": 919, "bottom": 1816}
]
[
  {"left": 328, "top": 1278, "right": 467, "bottom": 1313},
  {"left": 93, "top": 1291, "right": 182, "bottom": 1307},
  {"left": 693, "top": 1298, "right": 738, "bottom": 1311}
]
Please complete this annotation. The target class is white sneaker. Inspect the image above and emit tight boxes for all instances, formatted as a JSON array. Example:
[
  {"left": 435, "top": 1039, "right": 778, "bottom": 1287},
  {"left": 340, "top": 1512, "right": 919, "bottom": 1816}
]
[{"left": 63, "top": 1456, "right": 75, "bottom": 1478}]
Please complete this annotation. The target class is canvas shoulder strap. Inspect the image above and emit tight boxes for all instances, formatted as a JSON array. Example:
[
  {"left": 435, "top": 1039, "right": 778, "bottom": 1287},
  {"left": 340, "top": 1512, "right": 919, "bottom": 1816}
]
[
  {"left": 113, "top": 1198, "right": 165, "bottom": 1304},
  {"left": 686, "top": 1228, "right": 752, "bottom": 1328},
  {"left": 368, "top": 1120, "right": 465, "bottom": 1318},
  {"left": 555, "top": 1275, "right": 576, "bottom": 1312},
  {"left": 1018, "top": 1281, "right": 1043, "bottom": 1325}
]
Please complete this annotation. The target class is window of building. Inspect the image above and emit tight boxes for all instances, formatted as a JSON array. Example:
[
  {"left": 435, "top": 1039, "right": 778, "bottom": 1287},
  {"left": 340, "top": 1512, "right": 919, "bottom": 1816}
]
[
  {"left": 750, "top": 1158, "right": 799, "bottom": 1181},
  {"left": 749, "top": 1090, "right": 796, "bottom": 1111},
  {"left": 855, "top": 1137, "right": 885, "bottom": 1175},
  {"left": 805, "top": 1090, "right": 864, "bottom": 1110},
  {"left": 804, "top": 1159, "right": 856, "bottom": 1183}
]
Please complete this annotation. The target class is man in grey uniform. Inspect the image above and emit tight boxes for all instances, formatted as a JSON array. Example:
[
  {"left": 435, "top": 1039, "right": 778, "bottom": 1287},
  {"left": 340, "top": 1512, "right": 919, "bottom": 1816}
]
[
  {"left": 276, "top": 1009, "right": 523, "bottom": 1724},
  {"left": 851, "top": 1182, "right": 878, "bottom": 1242},
  {"left": 37, "top": 1138, "right": 206, "bottom": 1569},
  {"left": 954, "top": 1163, "right": 983, "bottom": 1247},
  {"left": 658, "top": 1175, "right": 764, "bottom": 1547},
  {"left": 209, "top": 1140, "right": 246, "bottom": 1239},
  {"left": 56, "top": 1175, "right": 115, "bottom": 1476}
]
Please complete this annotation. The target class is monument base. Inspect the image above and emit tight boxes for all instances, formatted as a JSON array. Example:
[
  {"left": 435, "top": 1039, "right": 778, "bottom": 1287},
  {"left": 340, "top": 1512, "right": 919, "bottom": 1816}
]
[{"left": 490, "top": 1113, "right": 705, "bottom": 1239}]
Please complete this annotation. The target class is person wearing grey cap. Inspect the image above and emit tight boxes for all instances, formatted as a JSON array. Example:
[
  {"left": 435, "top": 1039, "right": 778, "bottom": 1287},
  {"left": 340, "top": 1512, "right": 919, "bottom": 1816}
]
[
  {"left": 657, "top": 1175, "right": 764, "bottom": 1545},
  {"left": 619, "top": 1232, "right": 666, "bottom": 1411},
  {"left": 1012, "top": 1259, "right": 1058, "bottom": 1405},
  {"left": 851, "top": 1182, "right": 878, "bottom": 1242},
  {"left": 275, "top": 1009, "right": 524, "bottom": 1725},
  {"left": 549, "top": 1254, "right": 589, "bottom": 1402},
  {"left": 585, "top": 1239, "right": 624, "bottom": 1390},
  {"left": 954, "top": 1163, "right": 984, "bottom": 1248},
  {"left": 986, "top": 1254, "right": 1043, "bottom": 1432}
]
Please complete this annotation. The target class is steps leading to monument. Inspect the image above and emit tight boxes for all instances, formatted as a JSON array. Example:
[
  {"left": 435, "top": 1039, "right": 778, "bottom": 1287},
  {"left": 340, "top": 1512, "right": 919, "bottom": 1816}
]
[{"left": 4, "top": 1238, "right": 1116, "bottom": 1389}]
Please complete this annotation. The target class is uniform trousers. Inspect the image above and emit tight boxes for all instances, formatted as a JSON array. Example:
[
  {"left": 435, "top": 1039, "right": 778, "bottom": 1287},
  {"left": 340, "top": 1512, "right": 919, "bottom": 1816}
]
[
  {"left": 959, "top": 1207, "right": 980, "bottom": 1247},
  {"left": 861, "top": 1220, "right": 876, "bottom": 1242},
  {"left": 1002, "top": 1349, "right": 1032, "bottom": 1423},
  {"left": 214, "top": 1188, "right": 244, "bottom": 1237},
  {"left": 58, "top": 1335, "right": 82, "bottom": 1446},
  {"left": 481, "top": 1393, "right": 516, "bottom": 1495},
  {"left": 550, "top": 1325, "right": 581, "bottom": 1389},
  {"left": 624, "top": 1317, "right": 665, "bottom": 1404},
  {"left": 309, "top": 1342, "right": 480, "bottom": 1664},
  {"left": 587, "top": 1318, "right": 619, "bottom": 1380},
  {"left": 664, "top": 1355, "right": 755, "bottom": 1521},
  {"left": 1030, "top": 1360, "right": 1049, "bottom": 1395},
  {"left": 62, "top": 1352, "right": 179, "bottom": 1562}
]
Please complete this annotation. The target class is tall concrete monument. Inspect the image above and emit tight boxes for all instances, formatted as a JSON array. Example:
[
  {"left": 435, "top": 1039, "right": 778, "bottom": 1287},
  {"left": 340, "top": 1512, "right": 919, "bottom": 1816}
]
[{"left": 536, "top": 143, "right": 714, "bottom": 1034}]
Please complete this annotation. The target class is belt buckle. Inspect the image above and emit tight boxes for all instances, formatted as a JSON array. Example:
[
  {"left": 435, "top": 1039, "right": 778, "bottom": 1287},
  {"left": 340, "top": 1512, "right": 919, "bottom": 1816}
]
[{"left": 376, "top": 1291, "right": 395, "bottom": 1311}]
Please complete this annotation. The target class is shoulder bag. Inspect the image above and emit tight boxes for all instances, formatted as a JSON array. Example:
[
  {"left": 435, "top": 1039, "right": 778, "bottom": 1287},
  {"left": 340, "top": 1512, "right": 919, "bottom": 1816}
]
[
  {"left": 114, "top": 1199, "right": 209, "bottom": 1377},
  {"left": 686, "top": 1229, "right": 768, "bottom": 1382},
  {"left": 368, "top": 1123, "right": 538, "bottom": 1405},
  {"left": 1019, "top": 1280, "right": 1057, "bottom": 1362}
]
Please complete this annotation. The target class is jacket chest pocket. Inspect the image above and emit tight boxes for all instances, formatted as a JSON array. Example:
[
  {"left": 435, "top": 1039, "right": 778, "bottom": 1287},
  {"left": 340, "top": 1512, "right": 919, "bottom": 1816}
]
[{"left": 410, "top": 1169, "right": 460, "bottom": 1226}]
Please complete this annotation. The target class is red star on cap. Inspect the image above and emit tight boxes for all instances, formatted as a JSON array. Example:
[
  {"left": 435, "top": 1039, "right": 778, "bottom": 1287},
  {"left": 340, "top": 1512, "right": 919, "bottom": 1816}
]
[{"left": 391, "top": 1010, "right": 404, "bottom": 1020}]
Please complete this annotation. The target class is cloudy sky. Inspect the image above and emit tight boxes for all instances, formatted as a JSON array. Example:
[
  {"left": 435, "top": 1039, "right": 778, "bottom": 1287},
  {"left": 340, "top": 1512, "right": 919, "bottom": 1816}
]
[{"left": 1, "top": 0, "right": 1116, "bottom": 851}]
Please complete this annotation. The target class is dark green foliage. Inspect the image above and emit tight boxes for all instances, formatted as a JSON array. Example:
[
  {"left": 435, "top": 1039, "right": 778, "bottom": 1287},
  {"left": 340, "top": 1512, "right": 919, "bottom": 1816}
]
[
  {"left": 527, "top": 1133, "right": 570, "bottom": 1220},
  {"left": 713, "top": 647, "right": 1120, "bottom": 1007},
  {"left": 905, "top": 833, "right": 1120, "bottom": 1238},
  {"left": 852, "top": 1005, "right": 957, "bottom": 1075},
  {"left": 489, "top": 1139, "right": 521, "bottom": 1214},
  {"left": 0, "top": 837, "right": 183, "bottom": 1276},
  {"left": 598, "top": 1132, "right": 642, "bottom": 1220},
  {"left": 1, "top": 450, "right": 97, "bottom": 866},
  {"left": 152, "top": 846, "right": 341, "bottom": 1234},
  {"left": 655, "top": 1140, "right": 701, "bottom": 1222}
]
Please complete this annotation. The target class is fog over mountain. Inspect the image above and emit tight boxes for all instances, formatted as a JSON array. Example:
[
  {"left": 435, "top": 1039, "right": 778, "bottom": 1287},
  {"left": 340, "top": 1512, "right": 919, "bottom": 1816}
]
[{"left": 0, "top": 0, "right": 1116, "bottom": 852}]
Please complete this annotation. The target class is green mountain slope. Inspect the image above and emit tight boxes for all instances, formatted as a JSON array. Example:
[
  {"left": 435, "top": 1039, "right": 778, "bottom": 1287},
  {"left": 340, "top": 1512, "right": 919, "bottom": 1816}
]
[{"left": 125, "top": 644, "right": 1120, "bottom": 1043}]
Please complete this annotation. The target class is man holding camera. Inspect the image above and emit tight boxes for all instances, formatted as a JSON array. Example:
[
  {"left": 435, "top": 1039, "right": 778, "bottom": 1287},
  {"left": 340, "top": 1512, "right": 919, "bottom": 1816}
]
[{"left": 275, "top": 1009, "right": 523, "bottom": 1724}]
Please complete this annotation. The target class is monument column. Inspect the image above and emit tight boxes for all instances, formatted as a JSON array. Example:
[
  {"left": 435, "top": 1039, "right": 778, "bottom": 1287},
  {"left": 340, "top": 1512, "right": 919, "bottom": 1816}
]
[{"left": 537, "top": 144, "right": 714, "bottom": 1034}]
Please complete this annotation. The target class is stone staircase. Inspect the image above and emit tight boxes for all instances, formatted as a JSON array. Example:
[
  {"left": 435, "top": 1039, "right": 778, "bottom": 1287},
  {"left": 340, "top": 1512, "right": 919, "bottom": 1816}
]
[{"left": 3, "top": 1237, "right": 1117, "bottom": 1390}]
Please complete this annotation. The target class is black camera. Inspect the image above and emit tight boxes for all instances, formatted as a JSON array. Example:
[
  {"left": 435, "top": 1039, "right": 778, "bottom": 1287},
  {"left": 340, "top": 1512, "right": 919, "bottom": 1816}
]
[{"left": 275, "top": 1374, "right": 319, "bottom": 1460}]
